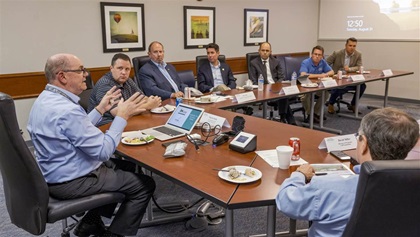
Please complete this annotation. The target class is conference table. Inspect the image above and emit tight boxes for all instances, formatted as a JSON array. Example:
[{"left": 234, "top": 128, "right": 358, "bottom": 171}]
[
  {"left": 103, "top": 69, "right": 413, "bottom": 237},
  {"left": 215, "top": 69, "right": 413, "bottom": 134}
]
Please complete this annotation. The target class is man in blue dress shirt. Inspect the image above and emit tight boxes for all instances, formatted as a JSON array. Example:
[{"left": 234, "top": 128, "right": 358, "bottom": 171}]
[
  {"left": 28, "top": 53, "right": 156, "bottom": 237},
  {"left": 138, "top": 41, "right": 188, "bottom": 100},
  {"left": 276, "top": 107, "right": 419, "bottom": 237}
]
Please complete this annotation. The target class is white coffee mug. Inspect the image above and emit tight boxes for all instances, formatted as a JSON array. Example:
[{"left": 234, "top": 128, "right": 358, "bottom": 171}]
[{"left": 276, "top": 145, "right": 294, "bottom": 169}]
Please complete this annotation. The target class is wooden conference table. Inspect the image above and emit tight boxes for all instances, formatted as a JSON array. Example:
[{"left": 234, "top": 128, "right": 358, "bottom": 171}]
[
  {"left": 214, "top": 69, "right": 413, "bottom": 133},
  {"left": 102, "top": 69, "right": 413, "bottom": 237},
  {"left": 108, "top": 105, "right": 335, "bottom": 237}
]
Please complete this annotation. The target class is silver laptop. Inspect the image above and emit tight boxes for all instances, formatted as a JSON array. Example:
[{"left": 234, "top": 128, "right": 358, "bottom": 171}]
[{"left": 142, "top": 103, "right": 205, "bottom": 141}]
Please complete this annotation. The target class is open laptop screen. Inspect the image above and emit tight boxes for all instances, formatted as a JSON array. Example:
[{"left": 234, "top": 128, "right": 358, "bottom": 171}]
[{"left": 166, "top": 104, "right": 203, "bottom": 132}]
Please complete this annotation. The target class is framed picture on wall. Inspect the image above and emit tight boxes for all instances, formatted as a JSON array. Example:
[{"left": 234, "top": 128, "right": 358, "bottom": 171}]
[
  {"left": 183, "top": 6, "right": 216, "bottom": 49},
  {"left": 100, "top": 2, "right": 146, "bottom": 52},
  {"left": 244, "top": 9, "right": 269, "bottom": 46}
]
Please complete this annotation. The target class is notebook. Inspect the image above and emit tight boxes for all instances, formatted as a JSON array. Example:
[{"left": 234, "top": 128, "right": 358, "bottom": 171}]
[
  {"left": 141, "top": 103, "right": 205, "bottom": 141},
  {"left": 297, "top": 75, "right": 311, "bottom": 85}
]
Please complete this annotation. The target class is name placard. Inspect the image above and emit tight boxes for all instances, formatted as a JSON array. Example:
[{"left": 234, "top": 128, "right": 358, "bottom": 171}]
[
  {"left": 382, "top": 69, "right": 393, "bottom": 77},
  {"left": 235, "top": 91, "right": 256, "bottom": 103},
  {"left": 318, "top": 134, "right": 357, "bottom": 152},
  {"left": 350, "top": 74, "right": 366, "bottom": 82},
  {"left": 321, "top": 79, "right": 338, "bottom": 88},
  {"left": 198, "top": 112, "right": 230, "bottom": 128},
  {"left": 280, "top": 85, "right": 300, "bottom": 95}
]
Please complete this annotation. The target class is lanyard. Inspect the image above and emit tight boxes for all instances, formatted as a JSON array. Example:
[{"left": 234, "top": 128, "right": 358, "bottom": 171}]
[{"left": 44, "top": 85, "right": 78, "bottom": 105}]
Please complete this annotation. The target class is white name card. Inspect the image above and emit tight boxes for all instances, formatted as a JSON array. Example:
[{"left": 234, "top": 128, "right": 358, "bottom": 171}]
[
  {"left": 350, "top": 74, "right": 366, "bottom": 82},
  {"left": 321, "top": 79, "right": 338, "bottom": 88},
  {"left": 318, "top": 134, "right": 357, "bottom": 152},
  {"left": 280, "top": 85, "right": 300, "bottom": 95},
  {"left": 235, "top": 91, "right": 256, "bottom": 103},
  {"left": 382, "top": 69, "right": 393, "bottom": 77},
  {"left": 198, "top": 112, "right": 231, "bottom": 128}
]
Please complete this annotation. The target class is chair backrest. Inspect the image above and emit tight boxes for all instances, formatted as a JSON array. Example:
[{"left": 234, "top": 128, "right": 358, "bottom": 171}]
[
  {"left": 343, "top": 160, "right": 420, "bottom": 237},
  {"left": 78, "top": 71, "right": 94, "bottom": 112},
  {"left": 132, "top": 55, "right": 150, "bottom": 90},
  {"left": 246, "top": 52, "right": 260, "bottom": 79},
  {"left": 195, "top": 55, "right": 226, "bottom": 74},
  {"left": 284, "top": 56, "right": 306, "bottom": 81},
  {"left": 0, "top": 92, "right": 49, "bottom": 235},
  {"left": 177, "top": 70, "right": 196, "bottom": 88},
  {"left": 273, "top": 55, "right": 288, "bottom": 76}
]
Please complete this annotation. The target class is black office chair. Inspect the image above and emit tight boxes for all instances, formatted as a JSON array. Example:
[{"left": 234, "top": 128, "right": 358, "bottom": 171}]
[
  {"left": 78, "top": 71, "right": 94, "bottom": 112},
  {"left": 335, "top": 91, "right": 355, "bottom": 113},
  {"left": 195, "top": 54, "right": 226, "bottom": 74},
  {"left": 132, "top": 55, "right": 150, "bottom": 90},
  {"left": 0, "top": 92, "right": 125, "bottom": 237},
  {"left": 343, "top": 160, "right": 420, "bottom": 237},
  {"left": 245, "top": 52, "right": 260, "bottom": 81},
  {"left": 177, "top": 70, "right": 196, "bottom": 88},
  {"left": 284, "top": 56, "right": 307, "bottom": 118}
]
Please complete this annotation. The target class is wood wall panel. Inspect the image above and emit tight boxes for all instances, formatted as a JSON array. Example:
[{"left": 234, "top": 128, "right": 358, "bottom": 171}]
[{"left": 0, "top": 53, "right": 308, "bottom": 99}]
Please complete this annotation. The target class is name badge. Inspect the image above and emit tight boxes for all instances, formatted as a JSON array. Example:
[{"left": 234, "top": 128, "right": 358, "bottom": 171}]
[
  {"left": 235, "top": 91, "right": 256, "bottom": 103},
  {"left": 321, "top": 80, "right": 338, "bottom": 88},
  {"left": 350, "top": 74, "right": 366, "bottom": 82},
  {"left": 198, "top": 112, "right": 231, "bottom": 128},
  {"left": 318, "top": 134, "right": 357, "bottom": 152},
  {"left": 280, "top": 85, "right": 300, "bottom": 95},
  {"left": 382, "top": 69, "right": 393, "bottom": 77}
]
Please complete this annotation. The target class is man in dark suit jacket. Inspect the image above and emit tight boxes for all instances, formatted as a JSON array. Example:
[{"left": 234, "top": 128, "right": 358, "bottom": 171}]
[
  {"left": 138, "top": 41, "right": 188, "bottom": 100},
  {"left": 249, "top": 42, "right": 296, "bottom": 125},
  {"left": 197, "top": 43, "right": 236, "bottom": 93},
  {"left": 326, "top": 37, "right": 366, "bottom": 114}
]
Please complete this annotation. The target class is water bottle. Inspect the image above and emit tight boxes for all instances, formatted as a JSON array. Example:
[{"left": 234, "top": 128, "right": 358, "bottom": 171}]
[
  {"left": 291, "top": 71, "right": 297, "bottom": 86},
  {"left": 258, "top": 74, "right": 264, "bottom": 91}
]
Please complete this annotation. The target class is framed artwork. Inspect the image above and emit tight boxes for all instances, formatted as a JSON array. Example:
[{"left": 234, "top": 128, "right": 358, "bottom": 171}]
[
  {"left": 183, "top": 6, "right": 215, "bottom": 49},
  {"left": 100, "top": 2, "right": 145, "bottom": 52},
  {"left": 244, "top": 9, "right": 269, "bottom": 46}
]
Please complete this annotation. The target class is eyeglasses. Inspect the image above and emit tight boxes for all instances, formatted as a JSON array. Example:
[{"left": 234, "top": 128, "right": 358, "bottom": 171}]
[
  {"left": 61, "top": 67, "right": 88, "bottom": 74},
  {"left": 354, "top": 132, "right": 363, "bottom": 141}
]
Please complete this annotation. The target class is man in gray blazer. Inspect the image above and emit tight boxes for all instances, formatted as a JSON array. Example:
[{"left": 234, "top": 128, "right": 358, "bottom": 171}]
[
  {"left": 249, "top": 42, "right": 296, "bottom": 125},
  {"left": 138, "top": 41, "right": 188, "bottom": 100},
  {"left": 197, "top": 43, "right": 236, "bottom": 93},
  {"left": 326, "top": 37, "right": 366, "bottom": 114}
]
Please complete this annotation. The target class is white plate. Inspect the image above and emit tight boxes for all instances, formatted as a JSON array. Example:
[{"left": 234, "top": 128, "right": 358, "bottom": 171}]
[
  {"left": 301, "top": 83, "right": 319, "bottom": 88},
  {"left": 195, "top": 100, "right": 214, "bottom": 104},
  {"left": 218, "top": 166, "right": 262, "bottom": 184},
  {"left": 121, "top": 131, "right": 155, "bottom": 145},
  {"left": 151, "top": 105, "right": 175, "bottom": 114}
]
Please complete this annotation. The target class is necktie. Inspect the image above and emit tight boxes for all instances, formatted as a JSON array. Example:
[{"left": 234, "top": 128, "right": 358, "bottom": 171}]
[{"left": 262, "top": 60, "right": 267, "bottom": 73}]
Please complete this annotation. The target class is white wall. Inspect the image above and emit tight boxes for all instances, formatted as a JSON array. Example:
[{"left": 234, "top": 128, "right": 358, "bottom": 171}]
[
  {"left": 0, "top": 0, "right": 318, "bottom": 73},
  {"left": 0, "top": 0, "right": 319, "bottom": 138}
]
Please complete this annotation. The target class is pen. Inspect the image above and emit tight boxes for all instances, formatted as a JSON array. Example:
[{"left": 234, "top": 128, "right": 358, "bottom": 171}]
[{"left": 315, "top": 172, "right": 327, "bottom": 176}]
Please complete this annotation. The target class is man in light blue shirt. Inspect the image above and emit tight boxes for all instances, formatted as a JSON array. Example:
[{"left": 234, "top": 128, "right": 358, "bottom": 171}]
[
  {"left": 138, "top": 41, "right": 188, "bottom": 100},
  {"left": 28, "top": 53, "right": 156, "bottom": 237},
  {"left": 276, "top": 107, "right": 419, "bottom": 237}
]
